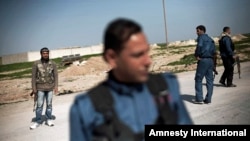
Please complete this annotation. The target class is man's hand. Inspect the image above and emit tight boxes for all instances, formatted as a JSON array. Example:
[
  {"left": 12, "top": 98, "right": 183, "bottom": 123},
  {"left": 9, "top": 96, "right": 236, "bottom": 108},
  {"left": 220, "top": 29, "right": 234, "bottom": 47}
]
[
  {"left": 54, "top": 87, "right": 58, "bottom": 95},
  {"left": 196, "top": 56, "right": 201, "bottom": 60},
  {"left": 233, "top": 55, "right": 237, "bottom": 59},
  {"left": 30, "top": 90, "right": 37, "bottom": 96},
  {"left": 30, "top": 91, "right": 34, "bottom": 96}
]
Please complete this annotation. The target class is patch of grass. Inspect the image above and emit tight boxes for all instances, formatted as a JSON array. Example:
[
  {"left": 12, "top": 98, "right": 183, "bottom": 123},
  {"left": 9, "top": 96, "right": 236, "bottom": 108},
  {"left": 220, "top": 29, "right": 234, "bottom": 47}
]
[
  {"left": 235, "top": 44, "right": 250, "bottom": 51},
  {"left": 241, "top": 50, "right": 250, "bottom": 59},
  {"left": 0, "top": 57, "right": 64, "bottom": 80},
  {"left": 167, "top": 54, "right": 196, "bottom": 66},
  {"left": 0, "top": 54, "right": 103, "bottom": 80},
  {"left": 0, "top": 57, "right": 63, "bottom": 73},
  {"left": 172, "top": 69, "right": 186, "bottom": 74},
  {"left": 0, "top": 69, "right": 32, "bottom": 80},
  {"left": 0, "top": 62, "right": 33, "bottom": 73},
  {"left": 156, "top": 43, "right": 181, "bottom": 49},
  {"left": 170, "top": 45, "right": 195, "bottom": 49},
  {"left": 155, "top": 44, "right": 195, "bottom": 52},
  {"left": 234, "top": 38, "right": 250, "bottom": 45},
  {"left": 233, "top": 39, "right": 250, "bottom": 54},
  {"left": 157, "top": 43, "right": 167, "bottom": 48},
  {"left": 153, "top": 44, "right": 168, "bottom": 50},
  {"left": 81, "top": 53, "right": 102, "bottom": 60},
  {"left": 242, "top": 33, "right": 250, "bottom": 38},
  {"left": 52, "top": 58, "right": 63, "bottom": 64},
  {"left": 169, "top": 49, "right": 186, "bottom": 54},
  {"left": 150, "top": 50, "right": 166, "bottom": 57},
  {"left": 215, "top": 44, "right": 220, "bottom": 51}
]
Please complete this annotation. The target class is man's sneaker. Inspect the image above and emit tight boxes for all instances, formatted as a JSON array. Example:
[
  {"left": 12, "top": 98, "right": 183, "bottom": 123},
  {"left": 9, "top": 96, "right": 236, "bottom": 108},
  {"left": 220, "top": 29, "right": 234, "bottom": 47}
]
[
  {"left": 30, "top": 122, "right": 40, "bottom": 130},
  {"left": 192, "top": 99, "right": 203, "bottom": 104},
  {"left": 46, "top": 119, "right": 54, "bottom": 127},
  {"left": 227, "top": 84, "right": 237, "bottom": 87},
  {"left": 203, "top": 100, "right": 211, "bottom": 104}
]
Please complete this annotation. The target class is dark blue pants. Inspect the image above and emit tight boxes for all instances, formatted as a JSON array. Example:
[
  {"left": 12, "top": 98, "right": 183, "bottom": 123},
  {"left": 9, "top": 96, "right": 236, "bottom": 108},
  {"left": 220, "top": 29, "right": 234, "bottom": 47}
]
[
  {"left": 220, "top": 56, "right": 234, "bottom": 86},
  {"left": 195, "top": 58, "right": 214, "bottom": 102}
]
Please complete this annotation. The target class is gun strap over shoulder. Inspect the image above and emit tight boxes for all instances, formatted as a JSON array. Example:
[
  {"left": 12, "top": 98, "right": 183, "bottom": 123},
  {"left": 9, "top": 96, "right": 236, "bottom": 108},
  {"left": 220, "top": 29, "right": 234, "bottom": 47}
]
[
  {"left": 146, "top": 73, "right": 167, "bottom": 96},
  {"left": 147, "top": 73, "right": 178, "bottom": 124},
  {"left": 88, "top": 73, "right": 177, "bottom": 141},
  {"left": 219, "top": 36, "right": 226, "bottom": 52},
  {"left": 89, "top": 82, "right": 140, "bottom": 141}
]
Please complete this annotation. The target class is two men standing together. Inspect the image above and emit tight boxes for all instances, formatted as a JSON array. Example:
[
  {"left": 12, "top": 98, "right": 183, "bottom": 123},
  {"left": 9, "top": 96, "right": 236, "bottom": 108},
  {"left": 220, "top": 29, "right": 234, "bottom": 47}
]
[{"left": 194, "top": 25, "right": 237, "bottom": 104}]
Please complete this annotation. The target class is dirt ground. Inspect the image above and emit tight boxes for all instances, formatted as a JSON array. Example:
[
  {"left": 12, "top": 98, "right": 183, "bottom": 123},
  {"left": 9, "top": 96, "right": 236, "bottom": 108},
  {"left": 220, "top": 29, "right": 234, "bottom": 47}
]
[
  {"left": 0, "top": 45, "right": 196, "bottom": 105},
  {"left": 0, "top": 34, "right": 248, "bottom": 105},
  {"left": 0, "top": 62, "right": 249, "bottom": 141},
  {"left": 0, "top": 34, "right": 249, "bottom": 141},
  {"left": 0, "top": 57, "right": 110, "bottom": 104}
]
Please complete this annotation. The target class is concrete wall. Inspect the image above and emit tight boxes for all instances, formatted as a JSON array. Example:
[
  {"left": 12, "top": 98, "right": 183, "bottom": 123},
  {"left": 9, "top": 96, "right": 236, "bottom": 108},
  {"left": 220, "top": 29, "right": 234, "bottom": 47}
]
[
  {"left": 1, "top": 45, "right": 103, "bottom": 65},
  {"left": 1, "top": 52, "right": 29, "bottom": 65}
]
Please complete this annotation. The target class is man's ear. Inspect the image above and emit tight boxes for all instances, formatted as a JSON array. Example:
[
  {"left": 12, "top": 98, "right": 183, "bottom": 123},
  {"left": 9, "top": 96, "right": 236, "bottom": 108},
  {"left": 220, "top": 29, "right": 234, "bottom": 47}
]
[{"left": 104, "top": 49, "right": 117, "bottom": 68}]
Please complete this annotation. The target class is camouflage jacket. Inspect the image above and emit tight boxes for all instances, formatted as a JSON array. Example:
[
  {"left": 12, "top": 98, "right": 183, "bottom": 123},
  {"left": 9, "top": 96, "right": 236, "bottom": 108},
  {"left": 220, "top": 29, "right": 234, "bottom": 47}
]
[{"left": 32, "top": 60, "right": 58, "bottom": 92}]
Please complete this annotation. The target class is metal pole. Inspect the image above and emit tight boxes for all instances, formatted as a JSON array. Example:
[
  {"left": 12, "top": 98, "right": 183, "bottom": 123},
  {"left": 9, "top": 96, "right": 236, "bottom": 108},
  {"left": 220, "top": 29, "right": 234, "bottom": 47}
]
[{"left": 162, "top": 0, "right": 168, "bottom": 48}]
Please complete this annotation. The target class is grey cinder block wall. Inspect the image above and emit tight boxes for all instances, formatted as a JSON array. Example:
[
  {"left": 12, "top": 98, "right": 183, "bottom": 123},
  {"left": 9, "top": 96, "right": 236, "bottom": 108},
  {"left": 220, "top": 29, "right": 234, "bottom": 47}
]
[{"left": 1, "top": 45, "right": 103, "bottom": 65}]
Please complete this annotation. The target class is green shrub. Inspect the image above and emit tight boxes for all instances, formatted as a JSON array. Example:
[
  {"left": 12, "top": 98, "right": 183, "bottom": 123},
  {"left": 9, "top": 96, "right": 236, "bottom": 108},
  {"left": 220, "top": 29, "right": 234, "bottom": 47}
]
[{"left": 167, "top": 54, "right": 196, "bottom": 66}]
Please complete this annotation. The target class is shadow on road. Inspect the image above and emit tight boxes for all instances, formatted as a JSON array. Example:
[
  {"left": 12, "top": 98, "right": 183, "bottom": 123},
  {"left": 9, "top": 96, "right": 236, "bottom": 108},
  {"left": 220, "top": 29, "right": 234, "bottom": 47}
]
[
  {"left": 181, "top": 94, "right": 195, "bottom": 103},
  {"left": 202, "top": 83, "right": 226, "bottom": 87},
  {"left": 31, "top": 115, "right": 56, "bottom": 123}
]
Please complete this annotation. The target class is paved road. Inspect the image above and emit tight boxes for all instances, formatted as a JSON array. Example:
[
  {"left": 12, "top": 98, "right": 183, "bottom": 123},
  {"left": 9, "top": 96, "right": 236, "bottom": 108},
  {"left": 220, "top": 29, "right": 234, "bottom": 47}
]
[
  {"left": 177, "top": 62, "right": 250, "bottom": 124},
  {"left": 0, "top": 62, "right": 249, "bottom": 141}
]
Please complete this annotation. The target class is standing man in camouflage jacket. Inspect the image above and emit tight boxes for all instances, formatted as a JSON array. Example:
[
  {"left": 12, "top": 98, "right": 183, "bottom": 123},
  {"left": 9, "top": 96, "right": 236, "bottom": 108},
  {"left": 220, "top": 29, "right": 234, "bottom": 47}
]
[{"left": 30, "top": 47, "right": 58, "bottom": 129}]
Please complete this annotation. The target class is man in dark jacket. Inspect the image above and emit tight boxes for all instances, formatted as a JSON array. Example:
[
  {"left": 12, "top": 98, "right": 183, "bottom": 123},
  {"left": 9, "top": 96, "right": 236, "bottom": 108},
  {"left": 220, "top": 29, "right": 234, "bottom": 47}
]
[
  {"left": 194, "top": 25, "right": 216, "bottom": 104},
  {"left": 219, "top": 26, "right": 236, "bottom": 87},
  {"left": 69, "top": 18, "right": 193, "bottom": 141},
  {"left": 30, "top": 47, "right": 58, "bottom": 129}
]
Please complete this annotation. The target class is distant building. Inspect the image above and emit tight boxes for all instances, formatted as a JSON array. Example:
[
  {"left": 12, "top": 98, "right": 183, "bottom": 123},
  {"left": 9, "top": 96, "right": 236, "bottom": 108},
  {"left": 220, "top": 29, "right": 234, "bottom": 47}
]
[
  {"left": 0, "top": 45, "right": 103, "bottom": 65},
  {"left": 1, "top": 34, "right": 246, "bottom": 65}
]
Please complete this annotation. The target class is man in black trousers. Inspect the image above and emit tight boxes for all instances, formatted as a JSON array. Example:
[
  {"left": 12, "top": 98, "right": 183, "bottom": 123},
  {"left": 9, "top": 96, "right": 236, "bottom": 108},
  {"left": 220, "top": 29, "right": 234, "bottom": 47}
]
[{"left": 218, "top": 26, "right": 236, "bottom": 87}]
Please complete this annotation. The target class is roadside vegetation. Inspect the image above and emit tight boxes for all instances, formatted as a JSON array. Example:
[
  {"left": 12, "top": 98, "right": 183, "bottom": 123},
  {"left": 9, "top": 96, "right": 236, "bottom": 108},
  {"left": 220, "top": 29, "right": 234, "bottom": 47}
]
[
  {"left": 152, "top": 33, "right": 250, "bottom": 73},
  {"left": 0, "top": 53, "right": 102, "bottom": 80},
  {"left": 0, "top": 33, "right": 249, "bottom": 80}
]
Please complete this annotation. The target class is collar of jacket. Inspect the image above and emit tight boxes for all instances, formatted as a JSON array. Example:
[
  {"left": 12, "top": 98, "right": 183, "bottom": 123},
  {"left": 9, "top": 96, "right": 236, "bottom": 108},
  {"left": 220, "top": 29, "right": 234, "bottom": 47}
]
[
  {"left": 106, "top": 71, "right": 144, "bottom": 95},
  {"left": 220, "top": 32, "right": 231, "bottom": 39}
]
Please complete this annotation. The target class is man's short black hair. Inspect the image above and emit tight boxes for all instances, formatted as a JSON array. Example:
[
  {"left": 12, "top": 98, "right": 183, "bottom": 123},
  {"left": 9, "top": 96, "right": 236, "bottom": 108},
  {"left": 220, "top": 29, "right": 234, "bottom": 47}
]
[
  {"left": 103, "top": 18, "right": 142, "bottom": 58},
  {"left": 196, "top": 25, "right": 206, "bottom": 33},
  {"left": 223, "top": 26, "right": 230, "bottom": 32},
  {"left": 40, "top": 47, "right": 49, "bottom": 54}
]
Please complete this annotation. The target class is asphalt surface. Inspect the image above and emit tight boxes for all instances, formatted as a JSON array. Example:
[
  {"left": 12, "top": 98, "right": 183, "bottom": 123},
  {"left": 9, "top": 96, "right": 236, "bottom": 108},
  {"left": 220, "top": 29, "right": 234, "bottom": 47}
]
[{"left": 0, "top": 62, "right": 249, "bottom": 141}]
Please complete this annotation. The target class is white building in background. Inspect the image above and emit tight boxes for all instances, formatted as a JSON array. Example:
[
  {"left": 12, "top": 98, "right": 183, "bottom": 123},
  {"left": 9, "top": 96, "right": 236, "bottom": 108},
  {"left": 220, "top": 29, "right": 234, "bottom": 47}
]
[
  {"left": 0, "top": 44, "right": 103, "bottom": 65},
  {"left": 168, "top": 39, "right": 197, "bottom": 47},
  {"left": 167, "top": 37, "right": 221, "bottom": 47},
  {"left": 0, "top": 34, "right": 246, "bottom": 65}
]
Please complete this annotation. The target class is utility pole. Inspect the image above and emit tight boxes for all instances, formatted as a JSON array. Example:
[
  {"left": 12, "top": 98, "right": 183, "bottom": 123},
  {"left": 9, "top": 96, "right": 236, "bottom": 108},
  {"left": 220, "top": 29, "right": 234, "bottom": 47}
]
[{"left": 162, "top": 0, "right": 168, "bottom": 48}]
